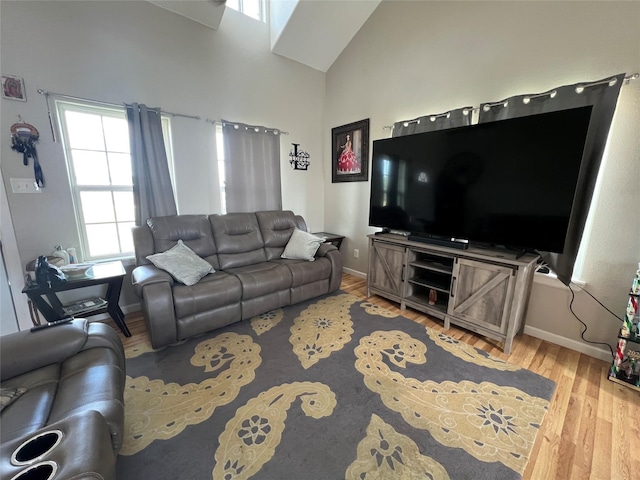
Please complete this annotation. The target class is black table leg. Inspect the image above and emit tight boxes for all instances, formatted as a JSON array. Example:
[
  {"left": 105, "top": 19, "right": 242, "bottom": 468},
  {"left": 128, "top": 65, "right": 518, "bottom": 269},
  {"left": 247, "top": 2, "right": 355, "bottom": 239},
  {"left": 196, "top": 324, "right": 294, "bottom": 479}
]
[
  {"left": 105, "top": 276, "right": 131, "bottom": 337},
  {"left": 26, "top": 292, "right": 60, "bottom": 322}
]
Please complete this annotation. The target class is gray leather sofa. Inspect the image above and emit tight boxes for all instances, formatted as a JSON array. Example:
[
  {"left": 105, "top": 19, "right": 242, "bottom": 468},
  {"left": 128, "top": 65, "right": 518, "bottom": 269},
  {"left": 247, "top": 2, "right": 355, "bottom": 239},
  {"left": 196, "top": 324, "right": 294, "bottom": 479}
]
[
  {"left": 0, "top": 319, "right": 125, "bottom": 480},
  {"left": 132, "top": 210, "right": 343, "bottom": 348}
]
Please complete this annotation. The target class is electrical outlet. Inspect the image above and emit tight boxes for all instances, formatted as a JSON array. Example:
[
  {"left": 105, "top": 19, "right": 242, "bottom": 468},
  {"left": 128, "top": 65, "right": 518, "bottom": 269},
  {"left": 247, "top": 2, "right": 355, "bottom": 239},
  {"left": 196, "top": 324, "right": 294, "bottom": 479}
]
[
  {"left": 353, "top": 249, "right": 359, "bottom": 259},
  {"left": 10, "top": 178, "right": 42, "bottom": 194}
]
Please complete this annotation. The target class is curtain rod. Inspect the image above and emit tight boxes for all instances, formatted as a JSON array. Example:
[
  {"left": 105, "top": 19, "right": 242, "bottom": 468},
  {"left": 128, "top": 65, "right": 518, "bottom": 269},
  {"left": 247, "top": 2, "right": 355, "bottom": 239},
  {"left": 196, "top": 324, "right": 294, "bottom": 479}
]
[
  {"left": 37, "top": 89, "right": 201, "bottom": 120},
  {"left": 206, "top": 118, "right": 289, "bottom": 135},
  {"left": 383, "top": 72, "right": 639, "bottom": 129}
]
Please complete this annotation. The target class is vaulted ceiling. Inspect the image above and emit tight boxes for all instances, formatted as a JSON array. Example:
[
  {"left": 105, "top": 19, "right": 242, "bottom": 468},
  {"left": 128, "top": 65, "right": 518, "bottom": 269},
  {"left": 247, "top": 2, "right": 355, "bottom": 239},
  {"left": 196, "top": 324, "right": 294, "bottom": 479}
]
[{"left": 147, "top": 0, "right": 381, "bottom": 73}]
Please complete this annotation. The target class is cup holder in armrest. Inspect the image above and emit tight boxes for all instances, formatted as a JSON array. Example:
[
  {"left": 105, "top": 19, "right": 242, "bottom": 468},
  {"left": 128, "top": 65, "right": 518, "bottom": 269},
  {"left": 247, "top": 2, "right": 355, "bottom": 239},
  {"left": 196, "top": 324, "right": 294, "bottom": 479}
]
[
  {"left": 9, "top": 461, "right": 58, "bottom": 480},
  {"left": 10, "top": 431, "right": 63, "bottom": 466}
]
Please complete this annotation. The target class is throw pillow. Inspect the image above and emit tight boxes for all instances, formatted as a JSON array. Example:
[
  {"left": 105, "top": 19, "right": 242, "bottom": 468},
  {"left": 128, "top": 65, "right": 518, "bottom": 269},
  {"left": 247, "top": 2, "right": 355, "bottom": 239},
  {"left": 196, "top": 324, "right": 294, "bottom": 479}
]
[
  {"left": 281, "top": 229, "right": 325, "bottom": 262},
  {"left": 0, "top": 387, "right": 27, "bottom": 412},
  {"left": 146, "top": 240, "right": 215, "bottom": 286}
]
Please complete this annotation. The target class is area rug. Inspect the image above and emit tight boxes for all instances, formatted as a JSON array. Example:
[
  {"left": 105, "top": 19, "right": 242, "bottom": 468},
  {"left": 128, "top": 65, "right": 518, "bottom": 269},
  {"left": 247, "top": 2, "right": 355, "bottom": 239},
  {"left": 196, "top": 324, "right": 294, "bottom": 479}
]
[{"left": 116, "top": 291, "right": 556, "bottom": 479}]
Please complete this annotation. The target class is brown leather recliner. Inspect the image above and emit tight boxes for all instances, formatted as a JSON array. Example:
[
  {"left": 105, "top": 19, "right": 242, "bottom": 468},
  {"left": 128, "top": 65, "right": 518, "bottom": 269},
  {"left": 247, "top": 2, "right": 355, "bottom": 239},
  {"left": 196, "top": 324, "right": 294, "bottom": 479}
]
[
  {"left": 131, "top": 210, "right": 343, "bottom": 349},
  {"left": 0, "top": 319, "right": 126, "bottom": 480}
]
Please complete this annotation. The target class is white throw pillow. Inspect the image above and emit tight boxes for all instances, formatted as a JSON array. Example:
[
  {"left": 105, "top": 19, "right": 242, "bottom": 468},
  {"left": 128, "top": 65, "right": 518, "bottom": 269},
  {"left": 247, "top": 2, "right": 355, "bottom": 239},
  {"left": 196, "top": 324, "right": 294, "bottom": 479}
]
[
  {"left": 146, "top": 240, "right": 214, "bottom": 286},
  {"left": 281, "top": 229, "right": 325, "bottom": 262}
]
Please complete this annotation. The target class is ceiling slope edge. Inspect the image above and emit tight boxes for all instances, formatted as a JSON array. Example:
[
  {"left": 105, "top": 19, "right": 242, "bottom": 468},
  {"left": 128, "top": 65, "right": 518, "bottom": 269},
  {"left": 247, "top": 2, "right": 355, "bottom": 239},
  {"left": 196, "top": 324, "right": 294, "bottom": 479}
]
[
  {"left": 147, "top": 0, "right": 226, "bottom": 30},
  {"left": 270, "top": 0, "right": 381, "bottom": 73}
]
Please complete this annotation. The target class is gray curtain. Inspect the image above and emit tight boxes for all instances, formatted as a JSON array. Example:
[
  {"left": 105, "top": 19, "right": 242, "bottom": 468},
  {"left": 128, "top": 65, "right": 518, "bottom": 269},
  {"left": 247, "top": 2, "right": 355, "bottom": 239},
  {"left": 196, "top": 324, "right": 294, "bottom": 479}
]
[
  {"left": 222, "top": 120, "right": 282, "bottom": 213},
  {"left": 126, "top": 103, "right": 177, "bottom": 226},
  {"left": 478, "top": 73, "right": 625, "bottom": 285},
  {"left": 392, "top": 107, "right": 473, "bottom": 136}
]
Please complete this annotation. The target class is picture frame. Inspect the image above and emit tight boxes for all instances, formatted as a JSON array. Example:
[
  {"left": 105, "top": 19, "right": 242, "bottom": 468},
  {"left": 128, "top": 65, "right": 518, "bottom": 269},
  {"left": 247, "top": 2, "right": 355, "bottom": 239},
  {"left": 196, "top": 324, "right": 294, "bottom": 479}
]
[
  {"left": 1, "top": 74, "right": 27, "bottom": 101},
  {"left": 331, "top": 118, "right": 370, "bottom": 183}
]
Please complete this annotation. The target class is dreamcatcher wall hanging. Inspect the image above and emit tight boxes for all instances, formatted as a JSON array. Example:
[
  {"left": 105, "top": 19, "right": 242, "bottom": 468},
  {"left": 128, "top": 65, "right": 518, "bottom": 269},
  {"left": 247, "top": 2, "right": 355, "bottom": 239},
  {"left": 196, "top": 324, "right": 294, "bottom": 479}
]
[{"left": 10, "top": 117, "right": 44, "bottom": 187}]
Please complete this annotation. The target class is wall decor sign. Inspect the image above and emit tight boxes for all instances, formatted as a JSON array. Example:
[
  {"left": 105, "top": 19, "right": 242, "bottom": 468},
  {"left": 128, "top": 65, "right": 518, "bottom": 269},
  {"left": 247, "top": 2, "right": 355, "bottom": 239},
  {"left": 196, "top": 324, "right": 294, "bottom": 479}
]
[
  {"left": 1, "top": 75, "right": 27, "bottom": 101},
  {"left": 331, "top": 118, "right": 369, "bottom": 183}
]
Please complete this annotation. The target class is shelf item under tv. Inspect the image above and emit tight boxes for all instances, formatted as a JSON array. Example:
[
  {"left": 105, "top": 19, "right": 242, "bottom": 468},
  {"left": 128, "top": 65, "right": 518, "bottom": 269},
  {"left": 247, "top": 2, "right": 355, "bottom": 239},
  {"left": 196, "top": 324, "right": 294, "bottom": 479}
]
[
  {"left": 366, "top": 233, "right": 539, "bottom": 354},
  {"left": 608, "top": 265, "right": 640, "bottom": 392}
]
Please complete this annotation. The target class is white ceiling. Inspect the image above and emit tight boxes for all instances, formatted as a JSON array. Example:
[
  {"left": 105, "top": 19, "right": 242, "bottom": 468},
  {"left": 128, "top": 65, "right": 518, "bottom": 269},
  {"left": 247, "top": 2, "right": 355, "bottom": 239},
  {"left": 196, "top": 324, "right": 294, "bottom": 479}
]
[{"left": 147, "top": 0, "right": 381, "bottom": 73}]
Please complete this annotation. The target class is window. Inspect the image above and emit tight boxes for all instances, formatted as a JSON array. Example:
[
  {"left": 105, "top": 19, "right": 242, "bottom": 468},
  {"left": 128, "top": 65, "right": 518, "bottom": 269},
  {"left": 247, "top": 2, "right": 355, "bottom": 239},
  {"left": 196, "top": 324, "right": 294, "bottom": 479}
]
[
  {"left": 226, "top": 0, "right": 265, "bottom": 22},
  {"left": 56, "top": 101, "right": 173, "bottom": 261},
  {"left": 215, "top": 124, "right": 227, "bottom": 214}
]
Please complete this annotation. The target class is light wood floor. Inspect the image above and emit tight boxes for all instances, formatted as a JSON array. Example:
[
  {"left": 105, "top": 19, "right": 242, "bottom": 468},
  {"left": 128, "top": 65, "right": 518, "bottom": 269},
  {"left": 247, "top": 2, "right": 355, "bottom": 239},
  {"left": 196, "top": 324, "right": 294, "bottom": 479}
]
[{"left": 112, "top": 273, "right": 639, "bottom": 480}]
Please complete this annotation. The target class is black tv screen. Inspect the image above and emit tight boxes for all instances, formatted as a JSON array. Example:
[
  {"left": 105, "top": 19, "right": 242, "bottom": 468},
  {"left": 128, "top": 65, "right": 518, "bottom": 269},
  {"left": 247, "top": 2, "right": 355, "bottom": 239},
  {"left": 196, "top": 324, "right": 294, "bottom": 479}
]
[{"left": 368, "top": 106, "right": 592, "bottom": 253}]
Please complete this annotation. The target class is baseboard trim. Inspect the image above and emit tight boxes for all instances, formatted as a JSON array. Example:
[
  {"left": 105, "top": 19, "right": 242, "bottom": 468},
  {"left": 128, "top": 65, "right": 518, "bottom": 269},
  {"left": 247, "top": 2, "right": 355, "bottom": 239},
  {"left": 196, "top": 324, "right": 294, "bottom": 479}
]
[
  {"left": 343, "top": 267, "right": 366, "bottom": 279},
  {"left": 523, "top": 325, "right": 613, "bottom": 362}
]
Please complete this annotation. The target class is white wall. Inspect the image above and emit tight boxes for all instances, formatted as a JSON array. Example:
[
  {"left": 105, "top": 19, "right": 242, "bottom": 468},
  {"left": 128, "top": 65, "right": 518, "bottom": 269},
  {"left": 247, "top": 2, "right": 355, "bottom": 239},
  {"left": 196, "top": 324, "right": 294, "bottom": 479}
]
[
  {"left": 1, "top": 1, "right": 326, "bottom": 318},
  {"left": 1, "top": 248, "right": 19, "bottom": 335},
  {"left": 323, "top": 0, "right": 640, "bottom": 359}
]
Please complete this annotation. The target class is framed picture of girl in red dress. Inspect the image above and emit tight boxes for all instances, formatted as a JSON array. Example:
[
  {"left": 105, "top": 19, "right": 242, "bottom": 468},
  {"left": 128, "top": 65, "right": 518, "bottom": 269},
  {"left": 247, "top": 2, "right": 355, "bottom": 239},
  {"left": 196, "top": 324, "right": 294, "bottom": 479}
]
[{"left": 331, "top": 118, "right": 369, "bottom": 183}]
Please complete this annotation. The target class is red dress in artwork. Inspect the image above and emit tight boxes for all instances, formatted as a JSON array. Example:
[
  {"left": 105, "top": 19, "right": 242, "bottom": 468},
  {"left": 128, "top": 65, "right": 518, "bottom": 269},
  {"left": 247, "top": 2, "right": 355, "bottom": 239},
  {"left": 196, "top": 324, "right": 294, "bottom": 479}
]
[{"left": 337, "top": 137, "right": 360, "bottom": 173}]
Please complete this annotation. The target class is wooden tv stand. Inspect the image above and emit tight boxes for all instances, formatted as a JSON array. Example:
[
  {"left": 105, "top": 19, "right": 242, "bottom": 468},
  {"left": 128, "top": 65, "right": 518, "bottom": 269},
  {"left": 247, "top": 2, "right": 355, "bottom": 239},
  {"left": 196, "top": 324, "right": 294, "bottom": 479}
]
[{"left": 366, "top": 233, "right": 539, "bottom": 354}]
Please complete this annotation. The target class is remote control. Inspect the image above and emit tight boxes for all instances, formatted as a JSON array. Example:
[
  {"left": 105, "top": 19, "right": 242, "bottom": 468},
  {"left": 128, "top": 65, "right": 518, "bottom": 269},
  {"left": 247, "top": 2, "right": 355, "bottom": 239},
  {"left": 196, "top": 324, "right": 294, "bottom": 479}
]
[{"left": 30, "top": 317, "right": 74, "bottom": 332}]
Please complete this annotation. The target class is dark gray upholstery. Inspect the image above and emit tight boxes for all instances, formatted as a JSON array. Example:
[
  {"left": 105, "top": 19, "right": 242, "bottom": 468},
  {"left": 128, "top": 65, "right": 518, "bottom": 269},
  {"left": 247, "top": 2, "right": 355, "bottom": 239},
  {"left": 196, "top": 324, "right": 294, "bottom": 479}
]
[
  {"left": 0, "top": 319, "right": 125, "bottom": 480},
  {"left": 148, "top": 214, "right": 220, "bottom": 270},
  {"left": 132, "top": 210, "right": 343, "bottom": 348},
  {"left": 256, "top": 210, "right": 302, "bottom": 260},
  {"left": 210, "top": 213, "right": 267, "bottom": 269}
]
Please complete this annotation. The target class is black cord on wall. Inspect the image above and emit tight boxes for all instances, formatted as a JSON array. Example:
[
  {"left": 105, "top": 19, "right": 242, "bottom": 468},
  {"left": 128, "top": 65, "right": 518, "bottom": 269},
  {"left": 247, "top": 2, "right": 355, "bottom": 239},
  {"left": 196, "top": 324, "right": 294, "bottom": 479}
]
[{"left": 567, "top": 282, "right": 616, "bottom": 359}]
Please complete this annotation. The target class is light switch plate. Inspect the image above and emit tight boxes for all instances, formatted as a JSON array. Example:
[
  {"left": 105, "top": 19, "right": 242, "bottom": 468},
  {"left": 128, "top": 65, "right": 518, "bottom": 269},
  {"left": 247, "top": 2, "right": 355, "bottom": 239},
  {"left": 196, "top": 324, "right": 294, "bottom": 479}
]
[{"left": 10, "top": 178, "right": 42, "bottom": 194}]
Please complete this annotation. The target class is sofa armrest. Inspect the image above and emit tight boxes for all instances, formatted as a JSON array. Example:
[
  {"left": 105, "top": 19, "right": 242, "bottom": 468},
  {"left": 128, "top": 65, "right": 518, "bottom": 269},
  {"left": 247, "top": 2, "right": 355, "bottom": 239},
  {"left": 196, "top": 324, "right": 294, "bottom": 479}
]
[
  {"left": 132, "top": 265, "right": 179, "bottom": 347},
  {"left": 0, "top": 410, "right": 117, "bottom": 480},
  {"left": 1, "top": 319, "right": 90, "bottom": 381},
  {"left": 139, "top": 281, "right": 178, "bottom": 349},
  {"left": 315, "top": 243, "right": 343, "bottom": 292},
  {"left": 131, "top": 264, "right": 174, "bottom": 298},
  {"left": 316, "top": 242, "right": 337, "bottom": 257},
  {"left": 84, "top": 321, "right": 126, "bottom": 373}
]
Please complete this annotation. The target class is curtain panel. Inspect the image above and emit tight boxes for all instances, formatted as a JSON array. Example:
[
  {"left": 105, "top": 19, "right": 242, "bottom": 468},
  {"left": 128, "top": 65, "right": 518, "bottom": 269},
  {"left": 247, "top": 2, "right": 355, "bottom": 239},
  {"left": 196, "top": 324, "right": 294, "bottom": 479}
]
[
  {"left": 126, "top": 103, "right": 177, "bottom": 226},
  {"left": 478, "top": 73, "right": 625, "bottom": 284},
  {"left": 221, "top": 120, "right": 282, "bottom": 213}
]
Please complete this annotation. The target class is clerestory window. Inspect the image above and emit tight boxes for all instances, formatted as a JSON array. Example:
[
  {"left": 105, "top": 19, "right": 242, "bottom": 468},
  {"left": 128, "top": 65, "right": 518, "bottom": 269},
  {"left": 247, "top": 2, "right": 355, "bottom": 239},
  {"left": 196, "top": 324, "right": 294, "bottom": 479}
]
[{"left": 226, "top": 0, "right": 265, "bottom": 22}]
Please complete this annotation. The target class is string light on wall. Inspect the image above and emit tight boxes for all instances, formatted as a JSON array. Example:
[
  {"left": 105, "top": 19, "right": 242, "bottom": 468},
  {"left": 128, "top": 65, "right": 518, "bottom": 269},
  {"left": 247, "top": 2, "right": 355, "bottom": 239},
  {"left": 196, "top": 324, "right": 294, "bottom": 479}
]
[{"left": 289, "top": 143, "right": 310, "bottom": 170}]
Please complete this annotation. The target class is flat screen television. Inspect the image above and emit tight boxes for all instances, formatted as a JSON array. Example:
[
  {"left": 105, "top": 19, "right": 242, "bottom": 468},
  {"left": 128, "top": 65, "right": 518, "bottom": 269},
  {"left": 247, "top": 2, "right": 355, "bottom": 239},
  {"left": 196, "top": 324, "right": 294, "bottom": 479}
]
[{"left": 368, "top": 106, "right": 593, "bottom": 253}]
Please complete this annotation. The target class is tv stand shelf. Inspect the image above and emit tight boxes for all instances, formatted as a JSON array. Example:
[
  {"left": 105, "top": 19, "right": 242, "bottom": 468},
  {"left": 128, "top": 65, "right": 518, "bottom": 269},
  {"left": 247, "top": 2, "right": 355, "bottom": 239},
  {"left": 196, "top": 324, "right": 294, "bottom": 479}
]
[{"left": 367, "top": 233, "right": 539, "bottom": 354}]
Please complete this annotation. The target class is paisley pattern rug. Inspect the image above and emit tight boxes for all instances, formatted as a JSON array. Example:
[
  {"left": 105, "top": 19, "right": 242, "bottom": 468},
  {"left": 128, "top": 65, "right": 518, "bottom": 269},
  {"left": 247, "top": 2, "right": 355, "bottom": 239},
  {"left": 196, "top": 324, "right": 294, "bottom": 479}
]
[{"left": 116, "top": 291, "right": 555, "bottom": 479}]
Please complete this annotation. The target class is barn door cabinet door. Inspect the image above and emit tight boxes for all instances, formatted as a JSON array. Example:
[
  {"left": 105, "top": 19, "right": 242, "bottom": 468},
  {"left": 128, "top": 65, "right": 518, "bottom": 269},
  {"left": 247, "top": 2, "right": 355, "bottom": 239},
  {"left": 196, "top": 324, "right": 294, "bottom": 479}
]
[
  {"left": 367, "top": 240, "right": 406, "bottom": 300},
  {"left": 448, "top": 258, "right": 516, "bottom": 334}
]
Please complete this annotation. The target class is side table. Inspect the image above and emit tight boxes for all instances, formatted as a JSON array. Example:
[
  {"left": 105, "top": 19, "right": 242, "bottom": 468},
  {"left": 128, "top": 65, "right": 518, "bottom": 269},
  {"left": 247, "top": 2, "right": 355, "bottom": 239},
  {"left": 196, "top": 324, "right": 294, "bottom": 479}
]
[
  {"left": 312, "top": 232, "right": 345, "bottom": 250},
  {"left": 22, "top": 261, "right": 131, "bottom": 337}
]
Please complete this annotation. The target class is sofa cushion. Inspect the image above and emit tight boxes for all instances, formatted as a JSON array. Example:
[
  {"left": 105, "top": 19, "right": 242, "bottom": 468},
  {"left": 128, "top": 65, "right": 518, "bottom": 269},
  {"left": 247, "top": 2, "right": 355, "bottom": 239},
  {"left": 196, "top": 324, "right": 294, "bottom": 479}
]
[
  {"left": 173, "top": 271, "right": 243, "bottom": 318},
  {"left": 147, "top": 215, "right": 219, "bottom": 269},
  {"left": 226, "top": 262, "right": 292, "bottom": 299},
  {"left": 146, "top": 240, "right": 215, "bottom": 286},
  {"left": 281, "top": 229, "right": 325, "bottom": 261},
  {"left": 0, "top": 364, "right": 60, "bottom": 442},
  {"left": 274, "top": 257, "right": 332, "bottom": 287},
  {"left": 256, "top": 210, "right": 300, "bottom": 260},
  {"left": 209, "top": 213, "right": 267, "bottom": 269},
  {"left": 1, "top": 321, "right": 90, "bottom": 381}
]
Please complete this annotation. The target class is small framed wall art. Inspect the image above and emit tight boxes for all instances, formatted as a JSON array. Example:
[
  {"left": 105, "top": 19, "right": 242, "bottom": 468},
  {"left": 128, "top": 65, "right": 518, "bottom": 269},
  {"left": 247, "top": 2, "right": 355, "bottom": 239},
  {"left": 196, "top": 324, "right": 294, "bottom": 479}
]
[
  {"left": 331, "top": 118, "right": 370, "bottom": 183},
  {"left": 1, "top": 74, "right": 27, "bottom": 101}
]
